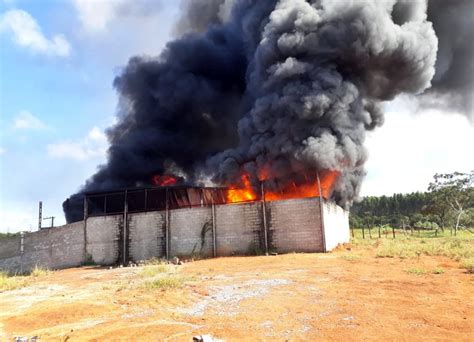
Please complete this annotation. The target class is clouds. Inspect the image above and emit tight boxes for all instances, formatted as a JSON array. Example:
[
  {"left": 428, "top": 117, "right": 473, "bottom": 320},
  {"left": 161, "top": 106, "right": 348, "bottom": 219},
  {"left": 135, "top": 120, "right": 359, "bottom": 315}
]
[
  {"left": 361, "top": 96, "right": 474, "bottom": 196},
  {"left": 47, "top": 126, "right": 108, "bottom": 161},
  {"left": 12, "top": 110, "right": 48, "bottom": 130},
  {"left": 0, "top": 9, "right": 71, "bottom": 57},
  {"left": 73, "top": 0, "right": 164, "bottom": 34}
]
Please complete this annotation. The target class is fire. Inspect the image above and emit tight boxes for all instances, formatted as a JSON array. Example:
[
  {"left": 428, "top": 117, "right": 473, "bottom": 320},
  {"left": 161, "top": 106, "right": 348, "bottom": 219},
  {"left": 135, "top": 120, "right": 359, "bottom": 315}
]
[
  {"left": 152, "top": 174, "right": 177, "bottom": 186},
  {"left": 225, "top": 170, "right": 339, "bottom": 203},
  {"left": 226, "top": 174, "right": 257, "bottom": 203}
]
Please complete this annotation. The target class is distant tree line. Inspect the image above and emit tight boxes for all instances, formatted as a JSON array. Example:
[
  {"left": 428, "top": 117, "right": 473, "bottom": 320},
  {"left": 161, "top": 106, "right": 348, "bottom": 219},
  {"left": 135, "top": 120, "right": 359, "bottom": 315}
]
[{"left": 350, "top": 171, "right": 474, "bottom": 234}]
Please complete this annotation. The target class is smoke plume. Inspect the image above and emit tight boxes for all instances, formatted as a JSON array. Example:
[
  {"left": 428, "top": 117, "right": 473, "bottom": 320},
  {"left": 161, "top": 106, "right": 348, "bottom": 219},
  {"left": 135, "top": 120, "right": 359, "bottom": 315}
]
[{"left": 64, "top": 0, "right": 442, "bottom": 222}]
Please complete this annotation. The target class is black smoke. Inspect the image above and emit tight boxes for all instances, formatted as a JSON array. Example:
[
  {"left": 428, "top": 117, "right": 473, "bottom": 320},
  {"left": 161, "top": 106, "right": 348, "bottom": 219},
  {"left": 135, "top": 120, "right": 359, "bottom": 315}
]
[
  {"left": 425, "top": 0, "right": 474, "bottom": 120},
  {"left": 65, "top": 0, "right": 448, "bottom": 222}
]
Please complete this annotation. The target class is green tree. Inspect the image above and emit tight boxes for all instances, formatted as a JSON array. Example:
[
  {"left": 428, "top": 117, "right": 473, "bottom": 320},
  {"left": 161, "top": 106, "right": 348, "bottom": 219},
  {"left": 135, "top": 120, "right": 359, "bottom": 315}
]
[{"left": 428, "top": 171, "right": 474, "bottom": 235}]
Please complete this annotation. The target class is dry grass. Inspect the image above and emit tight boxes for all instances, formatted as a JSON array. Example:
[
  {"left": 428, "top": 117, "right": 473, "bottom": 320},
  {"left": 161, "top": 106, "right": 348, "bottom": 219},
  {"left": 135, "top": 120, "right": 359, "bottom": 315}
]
[
  {"left": 352, "top": 230, "right": 474, "bottom": 272},
  {"left": 0, "top": 272, "right": 29, "bottom": 292},
  {"left": 142, "top": 275, "right": 185, "bottom": 290}
]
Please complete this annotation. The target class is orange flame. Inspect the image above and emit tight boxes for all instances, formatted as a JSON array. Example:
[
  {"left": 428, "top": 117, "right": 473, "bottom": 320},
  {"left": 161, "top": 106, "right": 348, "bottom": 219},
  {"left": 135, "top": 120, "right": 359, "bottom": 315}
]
[
  {"left": 152, "top": 174, "right": 177, "bottom": 186},
  {"left": 226, "top": 174, "right": 257, "bottom": 203},
  {"left": 225, "top": 170, "right": 339, "bottom": 203}
]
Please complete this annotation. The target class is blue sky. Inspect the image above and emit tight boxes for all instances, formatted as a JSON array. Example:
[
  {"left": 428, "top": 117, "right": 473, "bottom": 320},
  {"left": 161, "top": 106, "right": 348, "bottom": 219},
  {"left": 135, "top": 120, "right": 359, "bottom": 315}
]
[{"left": 0, "top": 0, "right": 473, "bottom": 233}]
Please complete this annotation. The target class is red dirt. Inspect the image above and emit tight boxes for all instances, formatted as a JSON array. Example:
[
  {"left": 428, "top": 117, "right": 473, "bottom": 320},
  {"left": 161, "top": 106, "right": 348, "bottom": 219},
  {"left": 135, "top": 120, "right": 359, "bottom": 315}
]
[{"left": 1, "top": 246, "right": 473, "bottom": 341}]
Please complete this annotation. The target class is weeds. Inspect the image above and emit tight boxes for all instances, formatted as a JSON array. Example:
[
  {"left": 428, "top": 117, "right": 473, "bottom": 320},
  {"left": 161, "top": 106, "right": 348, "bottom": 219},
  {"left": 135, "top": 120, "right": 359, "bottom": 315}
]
[
  {"left": 461, "top": 258, "right": 474, "bottom": 273},
  {"left": 30, "top": 265, "right": 50, "bottom": 277},
  {"left": 432, "top": 267, "right": 445, "bottom": 274},
  {"left": 364, "top": 232, "right": 474, "bottom": 272},
  {"left": 140, "top": 264, "right": 173, "bottom": 277},
  {"left": 142, "top": 275, "right": 184, "bottom": 290},
  {"left": 406, "top": 267, "right": 428, "bottom": 275},
  {"left": 0, "top": 272, "right": 29, "bottom": 292},
  {"left": 339, "top": 254, "right": 361, "bottom": 261}
]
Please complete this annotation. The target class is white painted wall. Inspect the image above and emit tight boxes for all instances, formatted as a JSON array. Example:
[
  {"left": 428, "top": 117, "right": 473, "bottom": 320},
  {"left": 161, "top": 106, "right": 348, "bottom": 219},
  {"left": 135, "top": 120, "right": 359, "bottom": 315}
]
[{"left": 322, "top": 201, "right": 350, "bottom": 251}]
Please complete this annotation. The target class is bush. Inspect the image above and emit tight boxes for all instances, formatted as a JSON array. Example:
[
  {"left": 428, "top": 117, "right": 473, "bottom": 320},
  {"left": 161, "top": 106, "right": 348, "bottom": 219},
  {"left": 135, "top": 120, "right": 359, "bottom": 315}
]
[
  {"left": 462, "top": 258, "right": 474, "bottom": 273},
  {"left": 30, "top": 265, "right": 50, "bottom": 277},
  {"left": 0, "top": 272, "right": 29, "bottom": 292},
  {"left": 142, "top": 275, "right": 184, "bottom": 290}
]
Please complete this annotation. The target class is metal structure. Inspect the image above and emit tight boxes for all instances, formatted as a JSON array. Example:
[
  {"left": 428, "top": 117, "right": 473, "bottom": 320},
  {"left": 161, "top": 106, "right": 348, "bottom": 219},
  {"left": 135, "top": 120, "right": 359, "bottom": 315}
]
[{"left": 82, "top": 186, "right": 245, "bottom": 218}]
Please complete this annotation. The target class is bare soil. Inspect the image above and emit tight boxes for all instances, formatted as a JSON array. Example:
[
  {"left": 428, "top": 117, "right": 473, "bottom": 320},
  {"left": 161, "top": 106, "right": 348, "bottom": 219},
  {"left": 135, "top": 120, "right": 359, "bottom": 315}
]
[{"left": 1, "top": 246, "right": 473, "bottom": 341}]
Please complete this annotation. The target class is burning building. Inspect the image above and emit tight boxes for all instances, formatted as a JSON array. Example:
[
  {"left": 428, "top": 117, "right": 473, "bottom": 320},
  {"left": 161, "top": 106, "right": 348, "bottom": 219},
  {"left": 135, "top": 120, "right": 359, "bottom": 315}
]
[{"left": 63, "top": 0, "right": 439, "bottom": 224}]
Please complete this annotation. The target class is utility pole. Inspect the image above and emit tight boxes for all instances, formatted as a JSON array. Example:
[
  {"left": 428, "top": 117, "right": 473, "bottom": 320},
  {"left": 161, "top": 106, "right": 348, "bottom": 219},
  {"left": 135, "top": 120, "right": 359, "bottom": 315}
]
[
  {"left": 38, "top": 201, "right": 42, "bottom": 230},
  {"left": 43, "top": 216, "right": 55, "bottom": 228}
]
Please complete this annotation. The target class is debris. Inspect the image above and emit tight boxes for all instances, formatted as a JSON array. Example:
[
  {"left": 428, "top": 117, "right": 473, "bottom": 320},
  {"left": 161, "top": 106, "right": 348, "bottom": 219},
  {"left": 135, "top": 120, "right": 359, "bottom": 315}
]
[{"left": 193, "top": 334, "right": 224, "bottom": 342}]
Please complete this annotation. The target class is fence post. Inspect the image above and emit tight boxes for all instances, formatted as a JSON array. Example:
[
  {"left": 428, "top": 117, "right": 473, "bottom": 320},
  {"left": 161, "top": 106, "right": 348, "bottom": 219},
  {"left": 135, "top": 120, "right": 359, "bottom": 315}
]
[
  {"left": 260, "top": 182, "right": 269, "bottom": 255},
  {"left": 211, "top": 195, "right": 217, "bottom": 258},
  {"left": 362, "top": 225, "right": 365, "bottom": 239},
  {"left": 378, "top": 225, "right": 381, "bottom": 239},
  {"left": 392, "top": 225, "right": 396, "bottom": 239},
  {"left": 83, "top": 195, "right": 88, "bottom": 262},
  {"left": 165, "top": 188, "right": 170, "bottom": 260}
]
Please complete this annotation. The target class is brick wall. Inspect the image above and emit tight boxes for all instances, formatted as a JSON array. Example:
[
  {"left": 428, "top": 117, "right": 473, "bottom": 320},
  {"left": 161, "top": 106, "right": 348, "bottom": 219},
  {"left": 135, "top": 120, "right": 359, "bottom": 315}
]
[
  {"left": 0, "top": 235, "right": 22, "bottom": 273},
  {"left": 215, "top": 202, "right": 262, "bottom": 256},
  {"left": 0, "top": 197, "right": 350, "bottom": 273},
  {"left": 0, "top": 222, "right": 84, "bottom": 274},
  {"left": 268, "top": 197, "right": 324, "bottom": 253},
  {"left": 169, "top": 206, "right": 213, "bottom": 258},
  {"left": 86, "top": 215, "right": 121, "bottom": 265},
  {"left": 128, "top": 211, "right": 165, "bottom": 262}
]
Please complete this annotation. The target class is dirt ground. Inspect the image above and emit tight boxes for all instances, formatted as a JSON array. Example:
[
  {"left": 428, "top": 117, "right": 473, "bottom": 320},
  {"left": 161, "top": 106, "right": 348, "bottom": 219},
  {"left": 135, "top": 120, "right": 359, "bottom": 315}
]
[{"left": 1, "top": 245, "right": 473, "bottom": 341}]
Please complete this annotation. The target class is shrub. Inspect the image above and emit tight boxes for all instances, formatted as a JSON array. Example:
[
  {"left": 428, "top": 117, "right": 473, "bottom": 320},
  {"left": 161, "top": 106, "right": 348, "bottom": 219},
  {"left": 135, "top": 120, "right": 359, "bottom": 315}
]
[
  {"left": 406, "top": 267, "right": 427, "bottom": 275},
  {"left": 30, "top": 265, "right": 51, "bottom": 277},
  {"left": 462, "top": 258, "right": 474, "bottom": 273},
  {"left": 142, "top": 275, "right": 184, "bottom": 290}
]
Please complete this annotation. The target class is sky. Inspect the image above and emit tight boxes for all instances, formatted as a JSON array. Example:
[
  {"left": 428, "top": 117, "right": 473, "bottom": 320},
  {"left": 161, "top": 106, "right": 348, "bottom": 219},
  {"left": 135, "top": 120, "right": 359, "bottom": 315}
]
[{"left": 0, "top": 0, "right": 473, "bottom": 233}]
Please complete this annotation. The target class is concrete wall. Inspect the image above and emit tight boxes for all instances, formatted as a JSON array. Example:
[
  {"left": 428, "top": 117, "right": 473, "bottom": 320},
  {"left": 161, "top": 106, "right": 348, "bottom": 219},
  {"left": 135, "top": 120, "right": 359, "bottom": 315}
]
[
  {"left": 128, "top": 211, "right": 165, "bottom": 261},
  {"left": 0, "top": 222, "right": 84, "bottom": 274},
  {"left": 86, "top": 215, "right": 121, "bottom": 265},
  {"left": 0, "top": 197, "right": 350, "bottom": 274},
  {"left": 268, "top": 197, "right": 324, "bottom": 253},
  {"left": 215, "top": 202, "right": 262, "bottom": 256},
  {"left": 0, "top": 235, "right": 22, "bottom": 273},
  {"left": 322, "top": 201, "right": 350, "bottom": 251},
  {"left": 169, "top": 206, "right": 214, "bottom": 257}
]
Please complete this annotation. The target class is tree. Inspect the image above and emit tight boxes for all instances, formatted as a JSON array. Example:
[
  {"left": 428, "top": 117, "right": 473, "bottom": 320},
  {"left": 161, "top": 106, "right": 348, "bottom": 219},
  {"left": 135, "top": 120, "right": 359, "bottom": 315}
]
[{"left": 428, "top": 171, "right": 474, "bottom": 235}]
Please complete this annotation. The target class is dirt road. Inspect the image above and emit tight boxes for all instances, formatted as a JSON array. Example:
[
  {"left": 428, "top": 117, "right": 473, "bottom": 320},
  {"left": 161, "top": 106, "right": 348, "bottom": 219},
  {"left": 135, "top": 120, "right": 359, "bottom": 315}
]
[{"left": 1, "top": 247, "right": 473, "bottom": 341}]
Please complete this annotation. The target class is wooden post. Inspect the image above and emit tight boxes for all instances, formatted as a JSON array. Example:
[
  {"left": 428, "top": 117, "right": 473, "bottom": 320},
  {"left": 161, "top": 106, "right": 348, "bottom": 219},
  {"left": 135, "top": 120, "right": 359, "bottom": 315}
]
[
  {"left": 260, "top": 182, "right": 269, "bottom": 255},
  {"left": 378, "top": 225, "right": 381, "bottom": 238},
  {"left": 165, "top": 188, "right": 170, "bottom": 260},
  {"left": 316, "top": 173, "right": 326, "bottom": 252},
  {"left": 362, "top": 224, "right": 365, "bottom": 239},
  {"left": 392, "top": 225, "right": 396, "bottom": 239}
]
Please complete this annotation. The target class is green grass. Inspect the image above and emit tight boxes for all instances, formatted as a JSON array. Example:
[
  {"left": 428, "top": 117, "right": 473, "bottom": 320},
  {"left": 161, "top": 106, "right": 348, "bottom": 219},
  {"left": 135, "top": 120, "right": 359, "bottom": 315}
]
[
  {"left": 142, "top": 275, "right": 184, "bottom": 290},
  {"left": 140, "top": 264, "right": 172, "bottom": 277},
  {"left": 432, "top": 267, "right": 445, "bottom": 274},
  {"left": 351, "top": 229, "right": 474, "bottom": 273},
  {"left": 406, "top": 267, "right": 428, "bottom": 275}
]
